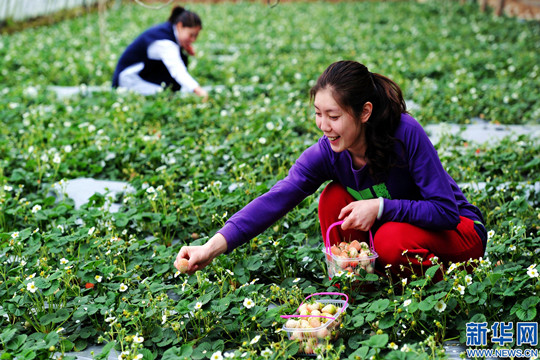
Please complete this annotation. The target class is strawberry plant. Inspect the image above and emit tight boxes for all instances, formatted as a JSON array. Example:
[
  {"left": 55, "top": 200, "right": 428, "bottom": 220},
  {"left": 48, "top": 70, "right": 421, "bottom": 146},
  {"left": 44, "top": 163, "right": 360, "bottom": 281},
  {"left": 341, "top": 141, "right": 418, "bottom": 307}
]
[{"left": 0, "top": 1, "right": 538, "bottom": 359}]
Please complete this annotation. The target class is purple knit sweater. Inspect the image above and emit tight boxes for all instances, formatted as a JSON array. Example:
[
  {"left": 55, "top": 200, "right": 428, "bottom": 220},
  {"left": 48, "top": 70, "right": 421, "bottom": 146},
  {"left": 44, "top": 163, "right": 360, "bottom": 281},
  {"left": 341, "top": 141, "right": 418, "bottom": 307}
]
[{"left": 219, "top": 114, "right": 484, "bottom": 252}]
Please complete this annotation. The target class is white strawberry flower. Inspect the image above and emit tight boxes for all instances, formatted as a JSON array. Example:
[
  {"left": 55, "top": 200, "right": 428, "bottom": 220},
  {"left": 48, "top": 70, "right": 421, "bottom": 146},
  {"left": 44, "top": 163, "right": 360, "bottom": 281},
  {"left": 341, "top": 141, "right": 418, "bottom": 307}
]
[
  {"left": 243, "top": 298, "right": 255, "bottom": 309},
  {"left": 27, "top": 281, "right": 37, "bottom": 293},
  {"left": 250, "top": 335, "right": 261, "bottom": 345},
  {"left": 435, "top": 300, "right": 447, "bottom": 313},
  {"left": 133, "top": 333, "right": 144, "bottom": 344}
]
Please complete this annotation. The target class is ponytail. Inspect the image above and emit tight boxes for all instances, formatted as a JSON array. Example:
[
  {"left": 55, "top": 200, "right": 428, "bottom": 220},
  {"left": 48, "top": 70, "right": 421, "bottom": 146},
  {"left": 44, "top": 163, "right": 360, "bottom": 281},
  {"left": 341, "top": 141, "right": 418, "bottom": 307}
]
[
  {"left": 370, "top": 72, "right": 407, "bottom": 126},
  {"left": 168, "top": 6, "right": 185, "bottom": 23},
  {"left": 168, "top": 6, "right": 202, "bottom": 28},
  {"left": 369, "top": 72, "right": 407, "bottom": 140},
  {"left": 365, "top": 73, "right": 407, "bottom": 180}
]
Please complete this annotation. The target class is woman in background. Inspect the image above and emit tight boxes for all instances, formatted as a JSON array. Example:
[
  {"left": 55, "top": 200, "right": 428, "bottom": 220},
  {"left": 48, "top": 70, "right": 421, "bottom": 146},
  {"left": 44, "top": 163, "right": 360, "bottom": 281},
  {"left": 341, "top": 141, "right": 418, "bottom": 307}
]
[{"left": 112, "top": 6, "right": 208, "bottom": 99}]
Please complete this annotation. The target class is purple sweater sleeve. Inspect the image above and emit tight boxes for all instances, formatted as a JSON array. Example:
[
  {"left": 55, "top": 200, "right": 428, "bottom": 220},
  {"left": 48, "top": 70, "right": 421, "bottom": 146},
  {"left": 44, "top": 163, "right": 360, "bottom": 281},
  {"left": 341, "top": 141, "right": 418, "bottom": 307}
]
[
  {"left": 218, "top": 114, "right": 480, "bottom": 252},
  {"left": 381, "top": 116, "right": 461, "bottom": 229},
  {"left": 218, "top": 143, "right": 332, "bottom": 252}
]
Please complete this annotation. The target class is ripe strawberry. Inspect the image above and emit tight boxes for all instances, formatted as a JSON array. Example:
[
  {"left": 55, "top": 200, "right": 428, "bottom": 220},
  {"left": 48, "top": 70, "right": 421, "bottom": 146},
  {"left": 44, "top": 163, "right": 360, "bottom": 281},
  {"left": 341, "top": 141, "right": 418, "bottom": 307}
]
[
  {"left": 359, "top": 241, "right": 369, "bottom": 251},
  {"left": 330, "top": 245, "right": 342, "bottom": 256},
  {"left": 303, "top": 338, "right": 317, "bottom": 354},
  {"left": 285, "top": 319, "right": 299, "bottom": 328},
  {"left": 303, "top": 343, "right": 315, "bottom": 355},
  {"left": 177, "top": 258, "right": 189, "bottom": 273},
  {"left": 321, "top": 304, "right": 337, "bottom": 315},
  {"left": 299, "top": 320, "right": 311, "bottom": 329},
  {"left": 349, "top": 240, "right": 362, "bottom": 252},
  {"left": 307, "top": 302, "right": 321, "bottom": 312},
  {"left": 316, "top": 328, "right": 330, "bottom": 339},
  {"left": 308, "top": 317, "right": 321, "bottom": 328},
  {"left": 337, "top": 258, "right": 349, "bottom": 269},
  {"left": 359, "top": 253, "right": 370, "bottom": 266}
]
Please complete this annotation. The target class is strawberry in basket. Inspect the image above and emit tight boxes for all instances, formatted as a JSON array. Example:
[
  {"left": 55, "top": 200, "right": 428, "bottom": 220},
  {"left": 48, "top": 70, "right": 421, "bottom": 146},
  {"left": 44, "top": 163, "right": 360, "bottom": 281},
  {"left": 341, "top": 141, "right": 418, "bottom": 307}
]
[
  {"left": 281, "top": 293, "right": 348, "bottom": 355},
  {"left": 324, "top": 221, "right": 378, "bottom": 278},
  {"left": 330, "top": 239, "right": 375, "bottom": 273}
]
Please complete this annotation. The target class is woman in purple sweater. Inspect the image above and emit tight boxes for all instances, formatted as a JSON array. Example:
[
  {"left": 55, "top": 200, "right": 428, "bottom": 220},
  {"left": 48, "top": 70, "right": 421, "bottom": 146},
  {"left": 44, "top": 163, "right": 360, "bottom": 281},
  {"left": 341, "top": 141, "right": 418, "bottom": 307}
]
[{"left": 174, "top": 60, "right": 486, "bottom": 280}]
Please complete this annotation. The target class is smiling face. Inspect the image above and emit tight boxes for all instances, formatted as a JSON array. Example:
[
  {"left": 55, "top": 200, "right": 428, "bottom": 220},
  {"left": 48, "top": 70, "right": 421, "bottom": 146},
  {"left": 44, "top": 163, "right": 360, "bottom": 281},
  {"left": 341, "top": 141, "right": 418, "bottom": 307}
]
[{"left": 314, "top": 87, "right": 372, "bottom": 165}]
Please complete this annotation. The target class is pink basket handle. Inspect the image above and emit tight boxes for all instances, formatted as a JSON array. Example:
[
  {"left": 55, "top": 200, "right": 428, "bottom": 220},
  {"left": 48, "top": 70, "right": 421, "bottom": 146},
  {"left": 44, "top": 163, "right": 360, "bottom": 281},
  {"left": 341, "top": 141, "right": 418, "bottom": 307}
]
[
  {"left": 280, "top": 314, "right": 336, "bottom": 320},
  {"left": 325, "top": 221, "right": 374, "bottom": 253},
  {"left": 300, "top": 291, "right": 348, "bottom": 304},
  {"left": 281, "top": 292, "right": 349, "bottom": 320},
  {"left": 300, "top": 292, "right": 348, "bottom": 313}
]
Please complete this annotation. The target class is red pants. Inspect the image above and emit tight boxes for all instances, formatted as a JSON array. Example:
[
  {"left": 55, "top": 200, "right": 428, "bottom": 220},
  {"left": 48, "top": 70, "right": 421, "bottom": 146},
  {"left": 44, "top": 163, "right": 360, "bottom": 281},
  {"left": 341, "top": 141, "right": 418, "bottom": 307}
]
[{"left": 318, "top": 182, "right": 484, "bottom": 281}]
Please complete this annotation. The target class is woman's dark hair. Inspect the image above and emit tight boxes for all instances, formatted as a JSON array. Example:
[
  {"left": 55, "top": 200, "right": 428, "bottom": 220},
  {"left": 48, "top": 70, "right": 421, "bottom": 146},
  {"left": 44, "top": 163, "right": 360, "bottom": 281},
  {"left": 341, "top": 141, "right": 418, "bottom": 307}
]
[
  {"left": 168, "top": 6, "right": 202, "bottom": 28},
  {"left": 310, "top": 60, "right": 407, "bottom": 179}
]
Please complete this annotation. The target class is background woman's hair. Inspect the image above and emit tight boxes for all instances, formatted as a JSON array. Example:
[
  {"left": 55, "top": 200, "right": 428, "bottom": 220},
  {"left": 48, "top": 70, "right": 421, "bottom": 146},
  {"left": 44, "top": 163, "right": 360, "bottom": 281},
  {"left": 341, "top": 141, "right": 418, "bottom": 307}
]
[
  {"left": 168, "top": 6, "right": 202, "bottom": 28},
  {"left": 310, "top": 60, "right": 407, "bottom": 179}
]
